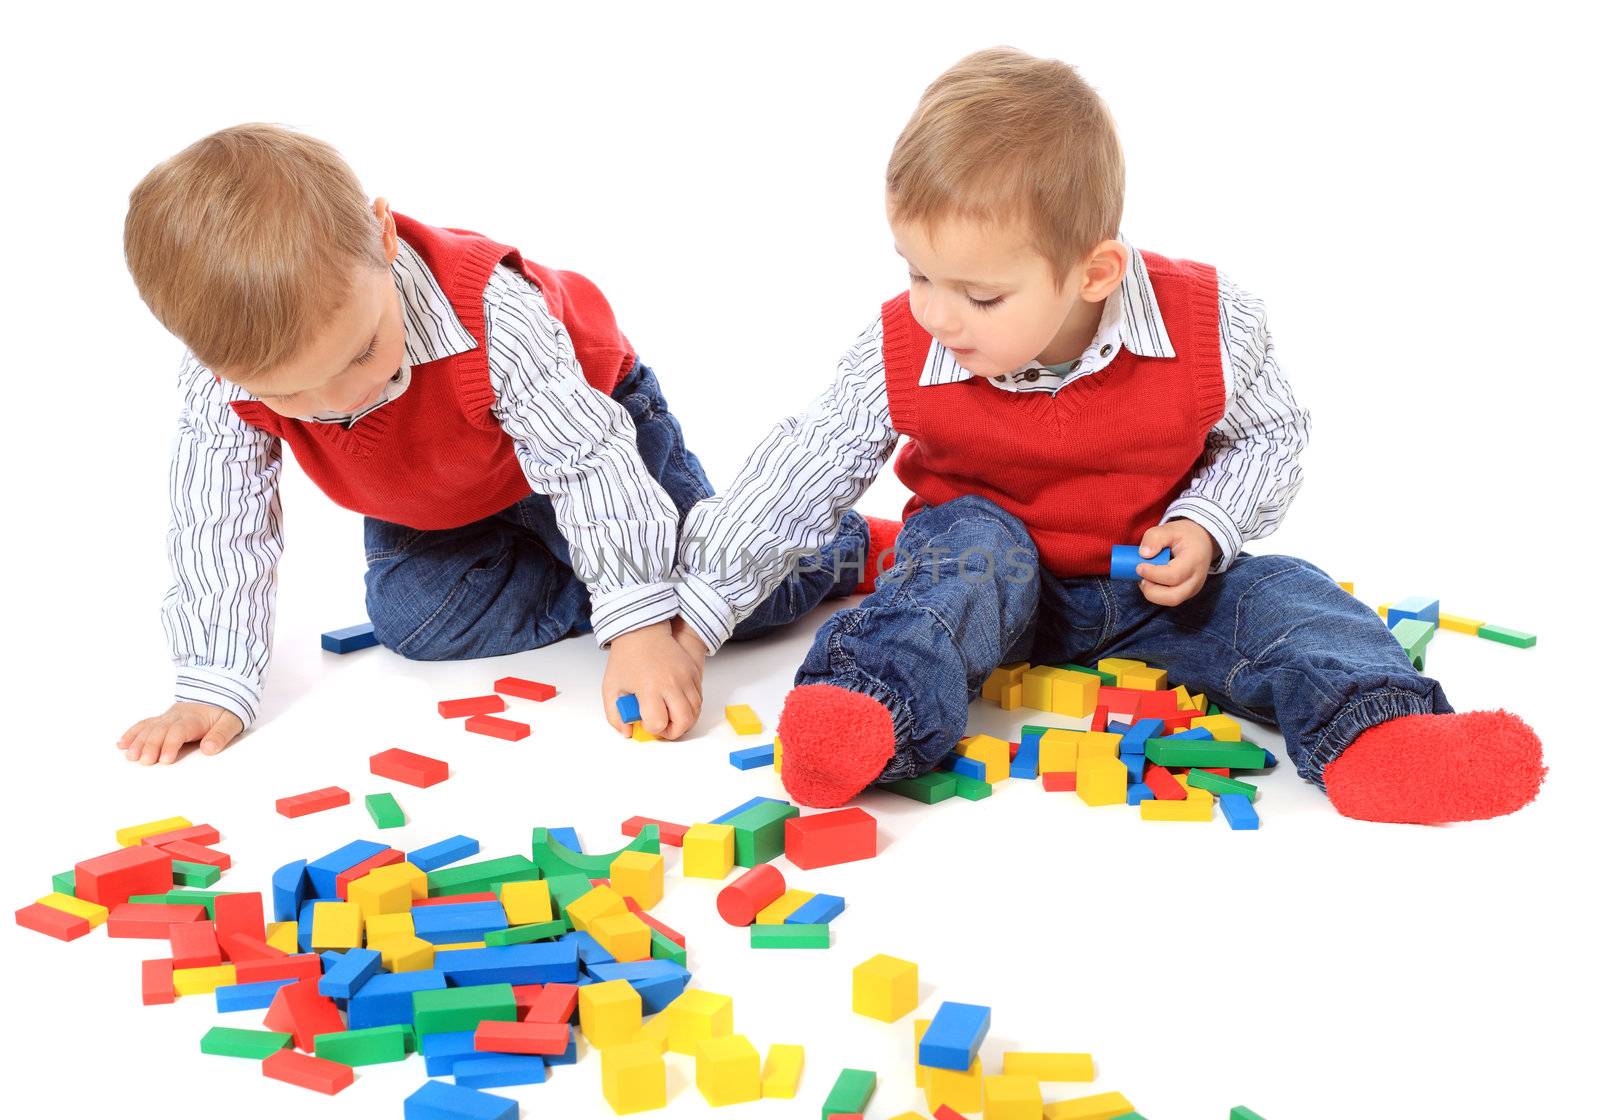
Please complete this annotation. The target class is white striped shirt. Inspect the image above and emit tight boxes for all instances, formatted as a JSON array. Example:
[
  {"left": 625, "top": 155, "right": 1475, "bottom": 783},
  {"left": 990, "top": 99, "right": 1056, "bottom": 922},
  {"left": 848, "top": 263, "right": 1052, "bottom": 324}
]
[
  {"left": 164, "top": 239, "right": 680, "bottom": 727},
  {"left": 675, "top": 243, "right": 1311, "bottom": 654}
]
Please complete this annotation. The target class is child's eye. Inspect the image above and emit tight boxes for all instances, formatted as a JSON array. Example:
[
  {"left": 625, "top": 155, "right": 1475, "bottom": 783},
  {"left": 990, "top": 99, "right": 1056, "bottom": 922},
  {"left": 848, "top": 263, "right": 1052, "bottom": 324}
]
[
  {"left": 908, "top": 272, "right": 927, "bottom": 284},
  {"left": 353, "top": 337, "right": 379, "bottom": 365},
  {"left": 967, "top": 294, "right": 1005, "bottom": 309}
]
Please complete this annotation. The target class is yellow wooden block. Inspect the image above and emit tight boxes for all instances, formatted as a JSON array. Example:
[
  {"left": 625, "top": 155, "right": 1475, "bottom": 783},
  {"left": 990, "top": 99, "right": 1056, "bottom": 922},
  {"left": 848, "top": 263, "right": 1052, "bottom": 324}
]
[
  {"left": 433, "top": 941, "right": 487, "bottom": 951},
  {"left": 725, "top": 704, "right": 763, "bottom": 735},
  {"left": 761, "top": 1043, "right": 805, "bottom": 1098},
  {"left": 1173, "top": 684, "right": 1194, "bottom": 710},
  {"left": 981, "top": 662, "right": 1029, "bottom": 703},
  {"left": 774, "top": 735, "right": 783, "bottom": 775},
  {"left": 1095, "top": 657, "right": 1145, "bottom": 685},
  {"left": 914, "top": 1019, "right": 932, "bottom": 1088},
  {"left": 682, "top": 823, "right": 735, "bottom": 879},
  {"left": 697, "top": 1033, "right": 761, "bottom": 1106},
  {"left": 115, "top": 816, "right": 193, "bottom": 846},
  {"left": 1189, "top": 693, "right": 1207, "bottom": 714},
  {"left": 363, "top": 912, "right": 414, "bottom": 945},
  {"left": 1440, "top": 611, "right": 1484, "bottom": 635},
  {"left": 632, "top": 724, "right": 657, "bottom": 742},
  {"left": 756, "top": 889, "right": 815, "bottom": 925},
  {"left": 1377, "top": 602, "right": 1391, "bottom": 619},
  {"left": 310, "top": 901, "right": 363, "bottom": 950},
  {"left": 347, "top": 868, "right": 417, "bottom": 918},
  {"left": 665, "top": 989, "right": 734, "bottom": 1056},
  {"left": 1140, "top": 785, "right": 1214, "bottom": 822},
  {"left": 1021, "top": 665, "right": 1066, "bottom": 711},
  {"left": 37, "top": 893, "right": 108, "bottom": 928},
  {"left": 499, "top": 879, "right": 554, "bottom": 926},
  {"left": 610, "top": 851, "right": 664, "bottom": 910},
  {"left": 1337, "top": 580, "right": 1355, "bottom": 594},
  {"left": 957, "top": 733, "right": 1012, "bottom": 784},
  {"left": 265, "top": 921, "right": 299, "bottom": 954},
  {"left": 1000, "top": 681, "right": 1023, "bottom": 710},
  {"left": 1039, "top": 729, "right": 1081, "bottom": 773},
  {"left": 366, "top": 861, "right": 428, "bottom": 898},
  {"left": 1049, "top": 671, "right": 1100, "bottom": 718},
  {"left": 927, "top": 1056, "right": 984, "bottom": 1114},
  {"left": 378, "top": 934, "right": 435, "bottom": 972},
  {"left": 602, "top": 1039, "right": 667, "bottom": 1115},
  {"left": 1075, "top": 758, "right": 1127, "bottom": 807},
  {"left": 1119, "top": 664, "right": 1168, "bottom": 691},
  {"left": 1043, "top": 1091, "right": 1136, "bottom": 1120},
  {"left": 567, "top": 885, "right": 627, "bottom": 932},
  {"left": 636, "top": 1010, "right": 673, "bottom": 1053},
  {"left": 580, "top": 978, "right": 643, "bottom": 1048},
  {"left": 173, "top": 964, "right": 235, "bottom": 996},
  {"left": 852, "top": 953, "right": 919, "bottom": 1022},
  {"left": 1003, "top": 1052, "right": 1095, "bottom": 1082},
  {"left": 1191, "top": 714, "right": 1242, "bottom": 741},
  {"left": 985, "top": 1074, "right": 1044, "bottom": 1119},
  {"left": 1076, "top": 731, "right": 1122, "bottom": 764},
  {"left": 590, "top": 911, "right": 652, "bottom": 962}
]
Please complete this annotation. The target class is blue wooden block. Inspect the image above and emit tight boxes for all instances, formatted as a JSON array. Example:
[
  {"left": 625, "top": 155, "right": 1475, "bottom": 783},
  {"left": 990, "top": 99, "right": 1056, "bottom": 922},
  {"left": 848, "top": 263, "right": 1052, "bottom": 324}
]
[
  {"left": 1010, "top": 734, "right": 1040, "bottom": 780},
  {"left": 1126, "top": 783, "right": 1155, "bottom": 806},
  {"left": 1110, "top": 544, "right": 1170, "bottom": 581},
  {"left": 587, "top": 960, "right": 691, "bottom": 1014},
  {"left": 306, "top": 839, "right": 389, "bottom": 898},
  {"left": 412, "top": 901, "right": 510, "bottom": 945},
  {"left": 407, "top": 835, "right": 480, "bottom": 873},
  {"left": 786, "top": 893, "right": 846, "bottom": 926},
  {"left": 1120, "top": 717, "right": 1165, "bottom": 752},
  {"left": 1220, "top": 793, "right": 1261, "bottom": 831},
  {"left": 615, "top": 693, "right": 641, "bottom": 723},
  {"left": 1107, "top": 720, "right": 1131, "bottom": 734},
  {"left": 544, "top": 1026, "right": 578, "bottom": 1066},
  {"left": 942, "top": 754, "right": 988, "bottom": 781},
  {"left": 403, "top": 1079, "right": 519, "bottom": 1120},
  {"left": 562, "top": 930, "right": 615, "bottom": 968},
  {"left": 348, "top": 970, "right": 446, "bottom": 1030},
  {"left": 320, "top": 946, "right": 382, "bottom": 999},
  {"left": 1262, "top": 748, "right": 1279, "bottom": 768},
  {"left": 710, "top": 795, "right": 790, "bottom": 825},
  {"left": 296, "top": 901, "right": 319, "bottom": 952},
  {"left": 547, "top": 827, "right": 583, "bottom": 853},
  {"left": 1121, "top": 753, "right": 1145, "bottom": 781},
  {"left": 271, "top": 859, "right": 308, "bottom": 922},
  {"left": 454, "top": 1053, "right": 548, "bottom": 1088},
  {"left": 729, "top": 742, "right": 776, "bottom": 770},
  {"left": 1164, "top": 727, "right": 1214, "bottom": 741},
  {"left": 1387, "top": 595, "right": 1440, "bottom": 630},
  {"left": 435, "top": 941, "right": 581, "bottom": 986},
  {"left": 321, "top": 622, "right": 378, "bottom": 654},
  {"left": 420, "top": 1029, "right": 478, "bottom": 1076},
  {"left": 919, "top": 1001, "right": 991, "bottom": 1071},
  {"left": 215, "top": 977, "right": 294, "bottom": 1012}
]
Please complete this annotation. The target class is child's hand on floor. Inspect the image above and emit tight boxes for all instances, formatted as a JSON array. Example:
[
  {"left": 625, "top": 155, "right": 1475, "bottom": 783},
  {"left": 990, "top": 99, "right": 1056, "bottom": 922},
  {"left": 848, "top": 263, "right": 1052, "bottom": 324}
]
[
  {"left": 671, "top": 616, "right": 708, "bottom": 664},
  {"left": 117, "top": 701, "right": 244, "bottom": 765},
  {"left": 603, "top": 619, "right": 704, "bottom": 740},
  {"left": 1135, "top": 518, "right": 1218, "bottom": 606}
]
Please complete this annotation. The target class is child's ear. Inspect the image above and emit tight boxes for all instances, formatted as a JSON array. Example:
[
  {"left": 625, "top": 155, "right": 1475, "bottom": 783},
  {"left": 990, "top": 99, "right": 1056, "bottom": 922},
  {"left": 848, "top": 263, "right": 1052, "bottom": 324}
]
[
  {"left": 1081, "top": 239, "right": 1129, "bottom": 300},
  {"left": 372, "top": 197, "right": 399, "bottom": 263}
]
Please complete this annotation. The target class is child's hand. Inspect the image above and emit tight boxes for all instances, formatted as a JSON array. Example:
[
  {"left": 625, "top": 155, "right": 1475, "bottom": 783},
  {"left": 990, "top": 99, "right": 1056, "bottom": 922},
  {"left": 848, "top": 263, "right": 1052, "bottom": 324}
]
[
  {"left": 117, "top": 701, "right": 244, "bottom": 765},
  {"left": 1135, "top": 519, "right": 1218, "bottom": 607},
  {"left": 602, "top": 620, "right": 704, "bottom": 740},
  {"left": 671, "top": 616, "right": 709, "bottom": 665}
]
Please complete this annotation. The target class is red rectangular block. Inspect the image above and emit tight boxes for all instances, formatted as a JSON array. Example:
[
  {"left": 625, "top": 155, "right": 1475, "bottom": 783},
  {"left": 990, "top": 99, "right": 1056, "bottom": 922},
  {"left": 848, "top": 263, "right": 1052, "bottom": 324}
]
[
  {"left": 235, "top": 953, "right": 321, "bottom": 985},
  {"left": 142, "top": 958, "right": 176, "bottom": 1004},
  {"left": 412, "top": 891, "right": 498, "bottom": 907},
  {"left": 1041, "top": 771, "right": 1077, "bottom": 793},
  {"left": 935, "top": 1107, "right": 966, "bottom": 1120},
  {"left": 261, "top": 1047, "right": 353, "bottom": 1095},
  {"left": 214, "top": 891, "right": 267, "bottom": 947},
  {"left": 621, "top": 816, "right": 688, "bottom": 847},
  {"left": 220, "top": 932, "right": 286, "bottom": 963},
  {"left": 75, "top": 846, "right": 174, "bottom": 908},
  {"left": 475, "top": 1019, "right": 571, "bottom": 1055},
  {"left": 784, "top": 808, "right": 877, "bottom": 870},
  {"left": 140, "top": 823, "right": 221, "bottom": 848},
  {"left": 437, "top": 694, "right": 506, "bottom": 719},
  {"left": 1143, "top": 763, "right": 1187, "bottom": 801},
  {"left": 1090, "top": 706, "right": 1109, "bottom": 733},
  {"left": 15, "top": 902, "right": 92, "bottom": 942},
  {"left": 264, "top": 977, "right": 345, "bottom": 1051},
  {"left": 463, "top": 714, "right": 530, "bottom": 741},
  {"left": 106, "top": 902, "right": 207, "bottom": 939},
  {"left": 335, "top": 849, "right": 405, "bottom": 898},
  {"left": 368, "top": 747, "right": 449, "bottom": 788},
  {"left": 494, "top": 676, "right": 557, "bottom": 702},
  {"left": 275, "top": 786, "right": 350, "bottom": 818},
  {"left": 158, "top": 839, "right": 232, "bottom": 869},
  {"left": 1200, "top": 767, "right": 1231, "bottom": 777},
  {"left": 512, "top": 984, "right": 545, "bottom": 1017},
  {"left": 624, "top": 898, "right": 687, "bottom": 948},
  {"left": 170, "top": 921, "right": 222, "bottom": 968},
  {"left": 522, "top": 982, "right": 578, "bottom": 1024}
]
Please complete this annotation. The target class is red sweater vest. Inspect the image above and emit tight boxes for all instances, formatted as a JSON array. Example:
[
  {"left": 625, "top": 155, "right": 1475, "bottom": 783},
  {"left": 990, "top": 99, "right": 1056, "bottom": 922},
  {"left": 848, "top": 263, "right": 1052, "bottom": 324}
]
[
  {"left": 229, "top": 213, "right": 634, "bottom": 530},
  {"left": 882, "top": 250, "right": 1226, "bottom": 577}
]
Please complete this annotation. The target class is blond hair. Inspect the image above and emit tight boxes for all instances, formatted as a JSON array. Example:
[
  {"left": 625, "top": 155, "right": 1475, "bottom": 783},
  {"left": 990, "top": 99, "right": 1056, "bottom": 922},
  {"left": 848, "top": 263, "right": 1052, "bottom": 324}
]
[
  {"left": 887, "top": 47, "right": 1124, "bottom": 287},
  {"left": 124, "top": 123, "right": 385, "bottom": 380}
]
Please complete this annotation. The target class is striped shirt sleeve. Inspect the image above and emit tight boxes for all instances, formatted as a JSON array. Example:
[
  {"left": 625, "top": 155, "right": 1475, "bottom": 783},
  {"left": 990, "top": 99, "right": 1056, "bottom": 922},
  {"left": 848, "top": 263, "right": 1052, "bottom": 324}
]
[
  {"left": 162, "top": 354, "right": 284, "bottom": 727},
  {"left": 1163, "top": 272, "right": 1312, "bottom": 572},
  {"left": 482, "top": 265, "right": 681, "bottom": 647},
  {"left": 676, "top": 316, "right": 900, "bottom": 654}
]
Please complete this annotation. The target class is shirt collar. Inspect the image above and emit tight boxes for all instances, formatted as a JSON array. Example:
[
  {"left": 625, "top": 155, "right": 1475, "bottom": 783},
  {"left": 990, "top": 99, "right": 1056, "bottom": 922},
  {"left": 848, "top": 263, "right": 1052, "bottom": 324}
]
[{"left": 918, "top": 235, "right": 1175, "bottom": 387}]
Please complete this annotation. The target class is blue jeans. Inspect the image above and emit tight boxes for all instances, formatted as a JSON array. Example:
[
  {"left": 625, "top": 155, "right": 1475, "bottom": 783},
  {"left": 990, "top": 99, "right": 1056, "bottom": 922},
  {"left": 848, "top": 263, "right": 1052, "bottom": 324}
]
[
  {"left": 364, "top": 360, "right": 869, "bottom": 658},
  {"left": 795, "top": 494, "right": 1452, "bottom": 788}
]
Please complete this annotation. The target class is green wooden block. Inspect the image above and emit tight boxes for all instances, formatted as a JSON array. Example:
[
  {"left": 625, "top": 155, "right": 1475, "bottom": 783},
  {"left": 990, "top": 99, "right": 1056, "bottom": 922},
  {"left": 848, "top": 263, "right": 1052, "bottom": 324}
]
[
  {"left": 51, "top": 870, "right": 76, "bottom": 897},
  {"left": 821, "top": 1067, "right": 877, "bottom": 1117},
  {"left": 171, "top": 860, "right": 222, "bottom": 888},
  {"left": 127, "top": 890, "right": 231, "bottom": 918},
  {"left": 1145, "top": 739, "right": 1267, "bottom": 770},
  {"left": 200, "top": 1026, "right": 292, "bottom": 1059},
  {"left": 722, "top": 801, "right": 799, "bottom": 867},
  {"left": 364, "top": 792, "right": 406, "bottom": 829},
  {"left": 649, "top": 928, "right": 687, "bottom": 966},
  {"left": 1207, "top": 702, "right": 1222, "bottom": 715},
  {"left": 544, "top": 873, "right": 594, "bottom": 918},
  {"left": 1230, "top": 1109, "right": 1267, "bottom": 1120},
  {"left": 413, "top": 983, "right": 517, "bottom": 1036},
  {"left": 314, "top": 1024, "right": 409, "bottom": 1066},
  {"left": 485, "top": 918, "right": 568, "bottom": 946},
  {"left": 954, "top": 775, "right": 992, "bottom": 801},
  {"left": 1479, "top": 623, "right": 1536, "bottom": 649},
  {"left": 1111, "top": 1114, "right": 1149, "bottom": 1119},
  {"left": 426, "top": 855, "right": 540, "bottom": 898},
  {"left": 1390, "top": 617, "right": 1436, "bottom": 669},
  {"left": 1183, "top": 769, "right": 1259, "bottom": 802},
  {"left": 882, "top": 772, "right": 958, "bottom": 804},
  {"left": 751, "top": 923, "right": 830, "bottom": 949},
  {"left": 530, "top": 825, "right": 659, "bottom": 879},
  {"left": 1054, "top": 662, "right": 1118, "bottom": 685}
]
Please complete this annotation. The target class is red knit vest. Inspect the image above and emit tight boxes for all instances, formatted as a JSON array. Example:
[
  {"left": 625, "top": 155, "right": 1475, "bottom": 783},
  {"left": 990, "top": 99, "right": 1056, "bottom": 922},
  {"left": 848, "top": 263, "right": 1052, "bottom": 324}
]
[
  {"left": 882, "top": 250, "right": 1226, "bottom": 577},
  {"left": 229, "top": 213, "right": 635, "bottom": 530}
]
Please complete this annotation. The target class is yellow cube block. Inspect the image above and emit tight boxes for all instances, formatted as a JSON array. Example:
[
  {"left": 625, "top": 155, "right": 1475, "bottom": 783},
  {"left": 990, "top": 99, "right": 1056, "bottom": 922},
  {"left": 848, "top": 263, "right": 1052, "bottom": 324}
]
[
  {"left": 590, "top": 911, "right": 652, "bottom": 963},
  {"left": 1140, "top": 785, "right": 1214, "bottom": 822},
  {"left": 602, "top": 1039, "right": 666, "bottom": 1114},
  {"left": 1440, "top": 611, "right": 1484, "bottom": 635},
  {"left": 1049, "top": 671, "right": 1100, "bottom": 718},
  {"left": 927, "top": 1056, "right": 985, "bottom": 1114},
  {"left": 500, "top": 880, "right": 554, "bottom": 926},
  {"left": 567, "top": 885, "right": 627, "bottom": 932},
  {"left": 1119, "top": 664, "right": 1168, "bottom": 691},
  {"left": 265, "top": 921, "right": 299, "bottom": 953},
  {"left": 580, "top": 978, "right": 643, "bottom": 1048},
  {"left": 1376, "top": 602, "right": 1391, "bottom": 619},
  {"left": 682, "top": 823, "right": 735, "bottom": 880},
  {"left": 1191, "top": 714, "right": 1242, "bottom": 741},
  {"left": 981, "top": 663, "right": 1029, "bottom": 703},
  {"left": 173, "top": 964, "right": 236, "bottom": 996},
  {"left": 1021, "top": 665, "right": 1065, "bottom": 711},
  {"left": 1002, "top": 1052, "right": 1094, "bottom": 1082},
  {"left": 756, "top": 889, "right": 815, "bottom": 925},
  {"left": 1095, "top": 657, "right": 1146, "bottom": 685},
  {"left": 310, "top": 901, "right": 363, "bottom": 950},
  {"left": 610, "top": 851, "right": 664, "bottom": 910},
  {"left": 957, "top": 733, "right": 1011, "bottom": 783},
  {"left": 37, "top": 893, "right": 108, "bottom": 927},
  {"left": 1042, "top": 1091, "right": 1136, "bottom": 1120},
  {"left": 696, "top": 1034, "right": 761, "bottom": 1106},
  {"left": 1000, "top": 681, "right": 1023, "bottom": 710},
  {"left": 363, "top": 912, "right": 415, "bottom": 945},
  {"left": 761, "top": 1043, "right": 805, "bottom": 1098},
  {"left": 1039, "top": 729, "right": 1081, "bottom": 773},
  {"left": 1075, "top": 758, "right": 1127, "bottom": 807},
  {"left": 852, "top": 953, "right": 919, "bottom": 1022},
  {"left": 985, "top": 1074, "right": 1044, "bottom": 1119},
  {"left": 1076, "top": 731, "right": 1122, "bottom": 764},
  {"left": 378, "top": 934, "right": 434, "bottom": 972},
  {"left": 115, "top": 816, "right": 192, "bottom": 846},
  {"left": 914, "top": 1019, "right": 932, "bottom": 1088},
  {"left": 1337, "top": 580, "right": 1354, "bottom": 594},
  {"left": 348, "top": 867, "right": 418, "bottom": 918},
  {"left": 665, "top": 989, "right": 734, "bottom": 1056},
  {"left": 725, "top": 704, "right": 763, "bottom": 735},
  {"left": 1189, "top": 693, "right": 1207, "bottom": 714},
  {"left": 632, "top": 724, "right": 656, "bottom": 742},
  {"left": 636, "top": 1011, "right": 673, "bottom": 1053}
]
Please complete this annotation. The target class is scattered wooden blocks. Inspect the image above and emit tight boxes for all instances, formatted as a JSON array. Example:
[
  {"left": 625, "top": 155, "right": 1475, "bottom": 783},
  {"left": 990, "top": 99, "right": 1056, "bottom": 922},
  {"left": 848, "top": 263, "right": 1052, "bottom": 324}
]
[
  {"left": 369, "top": 747, "right": 449, "bottom": 788},
  {"left": 275, "top": 786, "right": 350, "bottom": 819},
  {"left": 495, "top": 676, "right": 557, "bottom": 701},
  {"left": 364, "top": 793, "right": 406, "bottom": 830},
  {"left": 463, "top": 714, "right": 530, "bottom": 741},
  {"left": 437, "top": 695, "right": 506, "bottom": 719}
]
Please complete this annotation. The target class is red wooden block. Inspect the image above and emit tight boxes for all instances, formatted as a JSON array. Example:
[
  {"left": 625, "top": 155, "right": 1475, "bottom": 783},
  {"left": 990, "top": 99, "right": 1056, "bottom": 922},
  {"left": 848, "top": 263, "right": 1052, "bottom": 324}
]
[
  {"left": 220, "top": 932, "right": 286, "bottom": 963},
  {"left": 783, "top": 808, "right": 877, "bottom": 870},
  {"left": 261, "top": 1047, "right": 353, "bottom": 1095},
  {"left": 494, "top": 676, "right": 557, "bottom": 702},
  {"left": 275, "top": 786, "right": 350, "bottom": 818},
  {"left": 264, "top": 977, "right": 345, "bottom": 1051},
  {"left": 463, "top": 714, "right": 530, "bottom": 741},
  {"left": 142, "top": 958, "right": 176, "bottom": 1005},
  {"left": 1161, "top": 713, "right": 1196, "bottom": 734},
  {"left": 1143, "top": 763, "right": 1187, "bottom": 801},
  {"left": 512, "top": 984, "right": 545, "bottom": 1017},
  {"left": 15, "top": 902, "right": 92, "bottom": 942},
  {"left": 522, "top": 982, "right": 579, "bottom": 1024},
  {"left": 75, "top": 846, "right": 174, "bottom": 908},
  {"left": 140, "top": 823, "right": 221, "bottom": 848},
  {"left": 1090, "top": 706, "right": 1109, "bottom": 733},
  {"left": 1041, "top": 771, "right": 1077, "bottom": 793},
  {"left": 716, "top": 865, "right": 785, "bottom": 927},
  {"left": 235, "top": 953, "right": 321, "bottom": 985},
  {"left": 158, "top": 839, "right": 232, "bottom": 869},
  {"left": 368, "top": 747, "right": 449, "bottom": 788},
  {"left": 1201, "top": 767, "right": 1231, "bottom": 777},
  {"left": 437, "top": 694, "right": 506, "bottom": 719},
  {"left": 214, "top": 891, "right": 267, "bottom": 947},
  {"left": 620, "top": 816, "right": 688, "bottom": 847},
  {"left": 170, "top": 921, "right": 222, "bottom": 968},
  {"left": 1009, "top": 741, "right": 1020, "bottom": 759},
  {"left": 412, "top": 891, "right": 498, "bottom": 907},
  {"left": 106, "top": 902, "right": 207, "bottom": 939},
  {"left": 935, "top": 1107, "right": 966, "bottom": 1120},
  {"left": 475, "top": 1019, "right": 571, "bottom": 1055},
  {"left": 624, "top": 898, "right": 686, "bottom": 948},
  {"left": 335, "top": 849, "right": 405, "bottom": 898}
]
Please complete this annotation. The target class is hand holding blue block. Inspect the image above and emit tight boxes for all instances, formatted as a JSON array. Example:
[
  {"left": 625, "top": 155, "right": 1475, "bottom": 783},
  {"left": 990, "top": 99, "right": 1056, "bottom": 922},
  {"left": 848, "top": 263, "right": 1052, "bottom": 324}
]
[
  {"left": 1110, "top": 543, "right": 1171, "bottom": 581},
  {"left": 616, "top": 693, "right": 641, "bottom": 724}
]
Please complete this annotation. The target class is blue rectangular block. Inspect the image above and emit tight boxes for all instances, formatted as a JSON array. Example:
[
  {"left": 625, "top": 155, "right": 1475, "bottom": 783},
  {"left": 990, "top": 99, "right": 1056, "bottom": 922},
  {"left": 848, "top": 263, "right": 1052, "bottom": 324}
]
[
  {"left": 420, "top": 1030, "right": 478, "bottom": 1076},
  {"left": 307, "top": 839, "right": 389, "bottom": 898},
  {"left": 322, "top": 621, "right": 378, "bottom": 653},
  {"left": 729, "top": 743, "right": 776, "bottom": 770},
  {"left": 786, "top": 893, "right": 846, "bottom": 926},
  {"left": 562, "top": 930, "right": 614, "bottom": 967},
  {"left": 215, "top": 977, "right": 294, "bottom": 1012},
  {"left": 1220, "top": 793, "right": 1261, "bottom": 830},
  {"left": 320, "top": 946, "right": 382, "bottom": 999},
  {"left": 1009, "top": 734, "right": 1040, "bottom": 780},
  {"left": 348, "top": 969, "right": 447, "bottom": 1029},
  {"left": 1120, "top": 753, "right": 1145, "bottom": 781},
  {"left": 544, "top": 1025, "right": 578, "bottom": 1066},
  {"left": 454, "top": 1053, "right": 548, "bottom": 1088},
  {"left": 1120, "top": 717, "right": 1165, "bottom": 752},
  {"left": 587, "top": 960, "right": 691, "bottom": 1014},
  {"left": 942, "top": 754, "right": 988, "bottom": 781},
  {"left": 297, "top": 901, "right": 319, "bottom": 952},
  {"left": 412, "top": 901, "right": 510, "bottom": 945},
  {"left": 1387, "top": 595, "right": 1440, "bottom": 630},
  {"left": 435, "top": 941, "right": 581, "bottom": 986},
  {"left": 710, "top": 795, "right": 790, "bottom": 825},
  {"left": 407, "top": 835, "right": 481, "bottom": 873},
  {"left": 403, "top": 1080, "right": 519, "bottom": 1120},
  {"left": 920, "top": 1001, "right": 991, "bottom": 1071},
  {"left": 271, "top": 859, "right": 308, "bottom": 922},
  {"left": 1126, "top": 783, "right": 1155, "bottom": 806},
  {"left": 1262, "top": 748, "right": 1279, "bottom": 768},
  {"left": 1161, "top": 727, "right": 1214, "bottom": 741},
  {"left": 615, "top": 693, "right": 641, "bottom": 723},
  {"left": 547, "top": 827, "right": 583, "bottom": 853}
]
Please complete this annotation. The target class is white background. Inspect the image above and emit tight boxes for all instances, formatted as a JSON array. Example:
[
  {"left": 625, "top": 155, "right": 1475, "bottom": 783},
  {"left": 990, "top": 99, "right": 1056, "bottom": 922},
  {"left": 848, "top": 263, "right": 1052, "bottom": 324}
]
[{"left": 2, "top": 2, "right": 1594, "bottom": 1117}]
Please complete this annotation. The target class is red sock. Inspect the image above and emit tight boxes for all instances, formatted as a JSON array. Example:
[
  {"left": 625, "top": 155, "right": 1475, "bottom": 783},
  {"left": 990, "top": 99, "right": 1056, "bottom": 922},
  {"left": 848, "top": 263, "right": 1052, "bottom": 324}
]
[
  {"left": 855, "top": 516, "right": 901, "bottom": 595},
  {"left": 1323, "top": 709, "right": 1545, "bottom": 824},
  {"left": 777, "top": 684, "right": 896, "bottom": 807}
]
